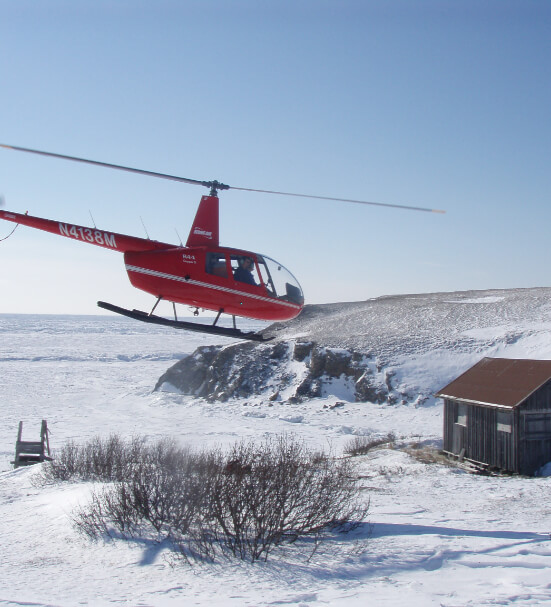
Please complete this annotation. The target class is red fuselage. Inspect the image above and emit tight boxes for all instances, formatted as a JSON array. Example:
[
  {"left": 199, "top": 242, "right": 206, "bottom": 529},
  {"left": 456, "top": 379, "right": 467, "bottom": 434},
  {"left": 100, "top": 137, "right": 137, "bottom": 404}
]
[
  {"left": 0, "top": 209, "right": 304, "bottom": 321},
  {"left": 125, "top": 246, "right": 303, "bottom": 321}
]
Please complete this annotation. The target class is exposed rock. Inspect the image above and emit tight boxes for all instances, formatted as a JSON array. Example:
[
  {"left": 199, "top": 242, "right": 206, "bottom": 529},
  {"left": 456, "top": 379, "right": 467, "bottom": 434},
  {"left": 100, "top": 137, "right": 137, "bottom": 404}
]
[
  {"left": 155, "top": 339, "right": 387, "bottom": 403},
  {"left": 155, "top": 341, "right": 277, "bottom": 402},
  {"left": 292, "top": 341, "right": 313, "bottom": 362}
]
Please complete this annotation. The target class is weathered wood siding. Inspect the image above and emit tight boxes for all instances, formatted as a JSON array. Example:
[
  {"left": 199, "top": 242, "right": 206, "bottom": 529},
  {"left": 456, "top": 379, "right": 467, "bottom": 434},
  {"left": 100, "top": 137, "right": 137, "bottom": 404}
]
[
  {"left": 443, "top": 399, "right": 455, "bottom": 453},
  {"left": 443, "top": 381, "right": 551, "bottom": 474},
  {"left": 443, "top": 399, "right": 517, "bottom": 472},
  {"left": 518, "top": 379, "right": 551, "bottom": 474},
  {"left": 522, "top": 379, "right": 551, "bottom": 411}
]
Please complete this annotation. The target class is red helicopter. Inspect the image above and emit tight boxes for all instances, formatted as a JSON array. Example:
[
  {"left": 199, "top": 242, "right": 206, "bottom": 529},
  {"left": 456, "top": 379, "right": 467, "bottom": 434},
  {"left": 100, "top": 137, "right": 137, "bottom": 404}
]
[{"left": 0, "top": 144, "right": 444, "bottom": 341}]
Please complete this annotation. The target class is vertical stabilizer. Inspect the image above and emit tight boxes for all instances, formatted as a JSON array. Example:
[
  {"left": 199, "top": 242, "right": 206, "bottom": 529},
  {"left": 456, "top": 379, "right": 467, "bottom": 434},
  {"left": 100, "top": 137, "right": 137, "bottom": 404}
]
[{"left": 186, "top": 195, "right": 219, "bottom": 246}]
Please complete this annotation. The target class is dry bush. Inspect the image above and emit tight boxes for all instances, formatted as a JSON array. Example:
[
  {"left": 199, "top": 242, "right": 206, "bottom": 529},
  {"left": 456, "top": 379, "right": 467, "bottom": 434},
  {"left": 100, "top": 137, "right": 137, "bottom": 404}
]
[
  {"left": 197, "top": 435, "right": 366, "bottom": 561},
  {"left": 64, "top": 433, "right": 367, "bottom": 563},
  {"left": 74, "top": 439, "right": 213, "bottom": 547},
  {"left": 38, "top": 435, "right": 146, "bottom": 484},
  {"left": 403, "top": 443, "right": 452, "bottom": 466},
  {"left": 344, "top": 433, "right": 396, "bottom": 457}
]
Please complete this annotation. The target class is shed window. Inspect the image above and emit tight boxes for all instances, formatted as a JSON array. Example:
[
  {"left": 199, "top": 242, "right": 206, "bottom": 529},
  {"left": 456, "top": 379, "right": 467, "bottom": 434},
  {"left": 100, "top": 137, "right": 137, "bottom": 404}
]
[
  {"left": 455, "top": 404, "right": 467, "bottom": 426},
  {"left": 497, "top": 411, "right": 512, "bottom": 434}
]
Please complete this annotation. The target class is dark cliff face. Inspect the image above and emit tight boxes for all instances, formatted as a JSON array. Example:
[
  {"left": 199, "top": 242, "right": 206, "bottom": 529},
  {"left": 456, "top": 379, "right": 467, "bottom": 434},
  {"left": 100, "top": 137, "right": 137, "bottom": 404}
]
[{"left": 154, "top": 340, "right": 391, "bottom": 404}]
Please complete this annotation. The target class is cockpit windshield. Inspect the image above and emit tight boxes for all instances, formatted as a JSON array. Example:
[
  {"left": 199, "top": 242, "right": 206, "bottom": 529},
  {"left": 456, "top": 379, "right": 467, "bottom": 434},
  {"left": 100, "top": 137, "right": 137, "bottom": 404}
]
[{"left": 256, "top": 255, "right": 304, "bottom": 305}]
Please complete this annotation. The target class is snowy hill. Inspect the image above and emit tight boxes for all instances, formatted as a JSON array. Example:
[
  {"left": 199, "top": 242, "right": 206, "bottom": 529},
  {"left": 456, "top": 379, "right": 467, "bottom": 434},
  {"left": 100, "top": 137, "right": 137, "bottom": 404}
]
[{"left": 156, "top": 287, "right": 551, "bottom": 406}]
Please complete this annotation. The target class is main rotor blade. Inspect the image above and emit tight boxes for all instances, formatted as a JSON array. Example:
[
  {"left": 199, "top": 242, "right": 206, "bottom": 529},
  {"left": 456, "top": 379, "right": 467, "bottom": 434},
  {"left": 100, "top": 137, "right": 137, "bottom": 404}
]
[
  {"left": 0, "top": 143, "right": 227, "bottom": 190},
  {"left": 1, "top": 143, "right": 445, "bottom": 213},
  {"left": 230, "top": 185, "right": 445, "bottom": 214}
]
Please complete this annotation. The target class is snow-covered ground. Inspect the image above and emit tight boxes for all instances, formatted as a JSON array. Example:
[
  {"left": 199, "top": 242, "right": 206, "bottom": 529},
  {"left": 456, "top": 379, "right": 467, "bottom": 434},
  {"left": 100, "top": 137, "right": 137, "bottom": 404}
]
[{"left": 2, "top": 293, "right": 551, "bottom": 606}]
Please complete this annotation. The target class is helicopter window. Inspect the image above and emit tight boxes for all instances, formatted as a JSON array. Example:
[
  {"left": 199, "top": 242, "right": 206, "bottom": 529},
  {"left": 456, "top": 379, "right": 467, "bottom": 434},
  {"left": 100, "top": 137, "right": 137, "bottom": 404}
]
[
  {"left": 259, "top": 255, "right": 304, "bottom": 305},
  {"left": 231, "top": 255, "right": 260, "bottom": 287},
  {"left": 256, "top": 258, "right": 275, "bottom": 296},
  {"left": 205, "top": 252, "right": 228, "bottom": 278}
]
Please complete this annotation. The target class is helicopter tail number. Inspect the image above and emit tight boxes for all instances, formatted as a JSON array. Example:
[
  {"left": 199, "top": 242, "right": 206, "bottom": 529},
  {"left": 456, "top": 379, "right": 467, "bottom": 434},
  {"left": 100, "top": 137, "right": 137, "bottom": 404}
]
[{"left": 59, "top": 223, "right": 117, "bottom": 248}]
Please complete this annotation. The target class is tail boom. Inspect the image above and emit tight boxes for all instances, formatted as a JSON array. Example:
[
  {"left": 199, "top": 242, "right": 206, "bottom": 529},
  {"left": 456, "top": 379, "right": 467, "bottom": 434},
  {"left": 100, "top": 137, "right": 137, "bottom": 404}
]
[{"left": 0, "top": 210, "right": 175, "bottom": 253}]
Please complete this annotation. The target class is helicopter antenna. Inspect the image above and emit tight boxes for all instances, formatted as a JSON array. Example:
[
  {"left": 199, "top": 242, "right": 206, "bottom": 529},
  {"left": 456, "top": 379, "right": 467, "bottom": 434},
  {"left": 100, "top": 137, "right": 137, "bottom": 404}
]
[
  {"left": 89, "top": 210, "right": 97, "bottom": 228},
  {"left": 0, "top": 195, "right": 17, "bottom": 241},
  {"left": 0, "top": 223, "right": 19, "bottom": 242},
  {"left": 0, "top": 143, "right": 445, "bottom": 213},
  {"left": 139, "top": 216, "right": 150, "bottom": 240}
]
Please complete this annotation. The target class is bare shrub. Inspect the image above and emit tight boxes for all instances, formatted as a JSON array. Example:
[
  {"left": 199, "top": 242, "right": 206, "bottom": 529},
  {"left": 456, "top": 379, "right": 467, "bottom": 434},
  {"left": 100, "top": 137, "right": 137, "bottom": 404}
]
[
  {"left": 72, "top": 489, "right": 115, "bottom": 540},
  {"left": 74, "top": 439, "right": 212, "bottom": 544},
  {"left": 190, "top": 435, "right": 367, "bottom": 561},
  {"left": 38, "top": 439, "right": 81, "bottom": 483},
  {"left": 403, "top": 443, "right": 453, "bottom": 466},
  {"left": 117, "top": 439, "right": 213, "bottom": 539},
  {"left": 38, "top": 435, "right": 147, "bottom": 484},
  {"left": 344, "top": 433, "right": 396, "bottom": 457},
  {"left": 81, "top": 434, "right": 140, "bottom": 481},
  {"left": 68, "top": 433, "right": 367, "bottom": 563}
]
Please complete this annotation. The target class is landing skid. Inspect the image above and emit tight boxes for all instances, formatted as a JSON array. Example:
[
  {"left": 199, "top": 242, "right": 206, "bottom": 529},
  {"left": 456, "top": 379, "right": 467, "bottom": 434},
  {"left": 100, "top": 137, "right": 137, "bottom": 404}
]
[{"left": 97, "top": 301, "right": 273, "bottom": 342}]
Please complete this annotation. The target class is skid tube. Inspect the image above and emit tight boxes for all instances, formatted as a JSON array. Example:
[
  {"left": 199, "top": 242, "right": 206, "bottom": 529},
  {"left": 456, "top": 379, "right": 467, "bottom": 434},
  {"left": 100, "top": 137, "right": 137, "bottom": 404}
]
[{"left": 97, "top": 301, "right": 273, "bottom": 342}]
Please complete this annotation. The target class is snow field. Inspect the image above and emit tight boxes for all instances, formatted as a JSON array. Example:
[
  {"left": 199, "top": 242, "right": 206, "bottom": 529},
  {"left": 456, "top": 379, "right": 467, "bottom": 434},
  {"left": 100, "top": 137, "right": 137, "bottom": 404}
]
[{"left": 1, "top": 300, "right": 551, "bottom": 606}]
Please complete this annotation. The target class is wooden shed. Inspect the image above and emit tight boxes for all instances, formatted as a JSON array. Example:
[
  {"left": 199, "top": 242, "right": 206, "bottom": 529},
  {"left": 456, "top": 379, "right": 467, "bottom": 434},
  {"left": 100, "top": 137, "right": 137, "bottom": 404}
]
[{"left": 436, "top": 357, "right": 551, "bottom": 475}]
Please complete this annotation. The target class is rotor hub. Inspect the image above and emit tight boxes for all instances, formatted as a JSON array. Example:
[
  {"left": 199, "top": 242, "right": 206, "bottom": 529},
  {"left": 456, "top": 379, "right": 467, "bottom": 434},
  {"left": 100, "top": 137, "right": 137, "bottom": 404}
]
[{"left": 207, "top": 180, "right": 230, "bottom": 196}]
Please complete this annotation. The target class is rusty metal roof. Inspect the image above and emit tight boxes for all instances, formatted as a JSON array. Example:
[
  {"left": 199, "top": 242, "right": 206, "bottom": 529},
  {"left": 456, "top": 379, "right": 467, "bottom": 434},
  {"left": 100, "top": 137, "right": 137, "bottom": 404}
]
[{"left": 435, "top": 357, "right": 551, "bottom": 408}]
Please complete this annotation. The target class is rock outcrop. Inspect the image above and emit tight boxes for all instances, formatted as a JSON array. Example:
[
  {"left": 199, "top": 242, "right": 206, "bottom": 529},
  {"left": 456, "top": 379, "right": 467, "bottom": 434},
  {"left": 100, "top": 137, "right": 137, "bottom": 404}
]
[
  {"left": 154, "top": 287, "right": 551, "bottom": 404},
  {"left": 155, "top": 339, "right": 392, "bottom": 403}
]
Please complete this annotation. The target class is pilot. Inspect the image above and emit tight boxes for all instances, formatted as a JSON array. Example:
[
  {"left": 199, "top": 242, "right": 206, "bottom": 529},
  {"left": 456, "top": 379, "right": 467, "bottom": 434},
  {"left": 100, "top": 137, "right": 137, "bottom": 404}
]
[{"left": 234, "top": 256, "right": 257, "bottom": 285}]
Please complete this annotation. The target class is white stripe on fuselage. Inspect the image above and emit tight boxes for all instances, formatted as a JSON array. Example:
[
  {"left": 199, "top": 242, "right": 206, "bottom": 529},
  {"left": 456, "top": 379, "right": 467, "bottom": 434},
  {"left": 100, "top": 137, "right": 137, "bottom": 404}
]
[{"left": 125, "top": 264, "right": 301, "bottom": 310}]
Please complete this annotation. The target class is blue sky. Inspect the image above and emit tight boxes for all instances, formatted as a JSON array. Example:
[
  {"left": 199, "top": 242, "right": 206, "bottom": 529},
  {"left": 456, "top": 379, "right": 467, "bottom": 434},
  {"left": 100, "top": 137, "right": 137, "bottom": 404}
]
[{"left": 0, "top": 0, "right": 549, "bottom": 315}]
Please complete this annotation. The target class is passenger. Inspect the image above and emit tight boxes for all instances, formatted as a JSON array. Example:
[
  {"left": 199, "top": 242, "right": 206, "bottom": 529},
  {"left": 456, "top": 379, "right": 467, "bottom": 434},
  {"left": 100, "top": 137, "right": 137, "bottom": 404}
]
[{"left": 233, "top": 256, "right": 257, "bottom": 285}]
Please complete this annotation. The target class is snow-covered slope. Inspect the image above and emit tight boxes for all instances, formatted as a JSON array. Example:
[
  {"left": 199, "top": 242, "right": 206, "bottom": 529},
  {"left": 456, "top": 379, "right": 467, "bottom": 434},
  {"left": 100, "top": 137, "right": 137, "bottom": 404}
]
[
  {"left": 270, "top": 288, "right": 551, "bottom": 355},
  {"left": 157, "top": 287, "right": 551, "bottom": 405}
]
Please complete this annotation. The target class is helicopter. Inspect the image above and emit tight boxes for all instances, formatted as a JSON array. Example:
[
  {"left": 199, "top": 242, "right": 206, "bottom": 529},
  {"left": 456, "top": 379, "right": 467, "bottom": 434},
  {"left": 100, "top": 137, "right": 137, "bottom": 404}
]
[{"left": 0, "top": 143, "right": 444, "bottom": 341}]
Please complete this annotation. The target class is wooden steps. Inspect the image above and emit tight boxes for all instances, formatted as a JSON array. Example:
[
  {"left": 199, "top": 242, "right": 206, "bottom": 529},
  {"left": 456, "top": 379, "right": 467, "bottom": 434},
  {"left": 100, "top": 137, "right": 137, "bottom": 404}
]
[{"left": 12, "top": 420, "right": 52, "bottom": 469}]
